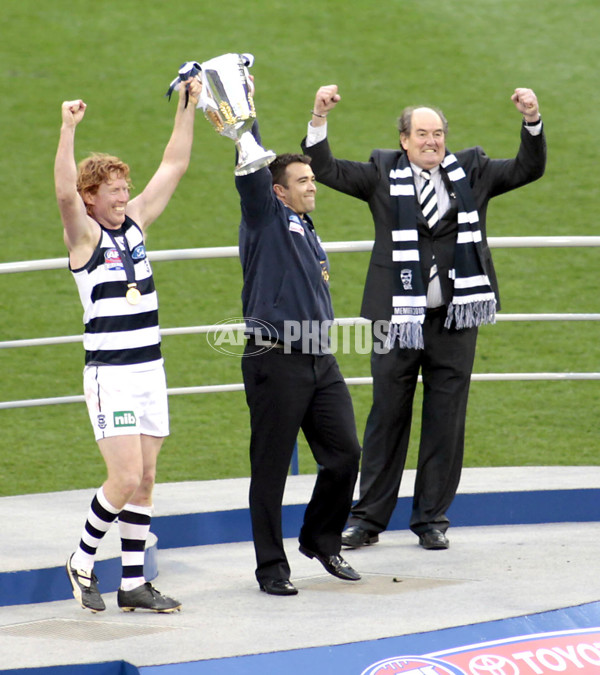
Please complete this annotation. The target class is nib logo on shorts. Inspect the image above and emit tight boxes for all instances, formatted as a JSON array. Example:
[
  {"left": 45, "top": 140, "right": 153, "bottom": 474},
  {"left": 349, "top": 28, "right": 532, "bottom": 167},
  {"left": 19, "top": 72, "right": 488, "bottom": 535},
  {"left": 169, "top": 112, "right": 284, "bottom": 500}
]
[{"left": 114, "top": 411, "right": 137, "bottom": 427}]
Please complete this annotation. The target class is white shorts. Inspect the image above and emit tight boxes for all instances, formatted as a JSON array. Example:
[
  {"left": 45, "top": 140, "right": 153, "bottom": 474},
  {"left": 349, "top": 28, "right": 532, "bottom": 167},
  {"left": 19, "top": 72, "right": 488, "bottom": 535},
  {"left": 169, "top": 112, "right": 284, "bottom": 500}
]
[{"left": 83, "top": 360, "right": 170, "bottom": 441}]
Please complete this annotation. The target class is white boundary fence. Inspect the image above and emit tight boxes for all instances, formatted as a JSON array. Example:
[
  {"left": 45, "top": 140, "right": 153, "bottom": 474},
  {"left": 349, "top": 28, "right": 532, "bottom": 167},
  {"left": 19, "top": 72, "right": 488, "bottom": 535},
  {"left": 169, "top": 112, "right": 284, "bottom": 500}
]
[{"left": 1, "top": 236, "right": 599, "bottom": 411}]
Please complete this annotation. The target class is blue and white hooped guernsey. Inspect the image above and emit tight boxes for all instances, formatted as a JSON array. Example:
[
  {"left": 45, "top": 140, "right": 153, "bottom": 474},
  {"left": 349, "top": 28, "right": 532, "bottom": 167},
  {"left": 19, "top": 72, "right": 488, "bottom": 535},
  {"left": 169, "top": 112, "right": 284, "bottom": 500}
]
[{"left": 70, "top": 216, "right": 162, "bottom": 366}]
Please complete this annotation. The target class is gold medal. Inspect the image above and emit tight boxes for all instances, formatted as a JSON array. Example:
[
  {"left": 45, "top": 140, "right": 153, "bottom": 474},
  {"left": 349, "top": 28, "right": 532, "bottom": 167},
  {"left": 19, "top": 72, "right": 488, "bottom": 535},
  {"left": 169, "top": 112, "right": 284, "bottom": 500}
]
[{"left": 126, "top": 285, "right": 141, "bottom": 305}]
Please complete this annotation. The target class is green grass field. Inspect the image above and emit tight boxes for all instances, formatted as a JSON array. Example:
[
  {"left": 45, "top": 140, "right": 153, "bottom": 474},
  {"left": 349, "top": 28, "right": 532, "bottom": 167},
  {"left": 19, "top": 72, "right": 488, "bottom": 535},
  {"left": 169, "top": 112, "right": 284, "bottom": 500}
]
[{"left": 0, "top": 0, "right": 598, "bottom": 497}]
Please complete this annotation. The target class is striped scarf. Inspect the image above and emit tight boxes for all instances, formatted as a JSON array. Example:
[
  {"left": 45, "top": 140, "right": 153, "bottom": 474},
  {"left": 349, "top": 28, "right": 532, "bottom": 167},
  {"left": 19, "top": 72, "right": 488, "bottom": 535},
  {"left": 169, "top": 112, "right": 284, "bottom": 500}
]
[{"left": 388, "top": 151, "right": 496, "bottom": 350}]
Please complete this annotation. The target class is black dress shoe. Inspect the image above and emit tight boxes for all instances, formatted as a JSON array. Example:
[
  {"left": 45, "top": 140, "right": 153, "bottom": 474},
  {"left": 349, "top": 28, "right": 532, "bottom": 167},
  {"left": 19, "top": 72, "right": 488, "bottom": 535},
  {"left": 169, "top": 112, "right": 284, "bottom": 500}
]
[
  {"left": 341, "top": 525, "right": 379, "bottom": 549},
  {"left": 418, "top": 529, "right": 449, "bottom": 550},
  {"left": 299, "top": 545, "right": 361, "bottom": 581},
  {"left": 259, "top": 578, "right": 298, "bottom": 596}
]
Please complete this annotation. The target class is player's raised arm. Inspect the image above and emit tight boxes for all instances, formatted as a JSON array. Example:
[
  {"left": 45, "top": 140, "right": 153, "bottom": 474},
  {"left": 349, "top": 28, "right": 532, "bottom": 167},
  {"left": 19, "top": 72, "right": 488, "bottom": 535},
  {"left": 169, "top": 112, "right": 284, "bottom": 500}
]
[
  {"left": 127, "top": 77, "right": 202, "bottom": 231},
  {"left": 54, "top": 99, "right": 98, "bottom": 263}
]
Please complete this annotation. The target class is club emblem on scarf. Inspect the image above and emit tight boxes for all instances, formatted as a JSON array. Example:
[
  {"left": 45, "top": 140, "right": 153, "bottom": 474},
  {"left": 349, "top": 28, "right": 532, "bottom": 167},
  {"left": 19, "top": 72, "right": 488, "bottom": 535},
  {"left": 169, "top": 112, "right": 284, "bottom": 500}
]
[{"left": 400, "top": 269, "right": 413, "bottom": 290}]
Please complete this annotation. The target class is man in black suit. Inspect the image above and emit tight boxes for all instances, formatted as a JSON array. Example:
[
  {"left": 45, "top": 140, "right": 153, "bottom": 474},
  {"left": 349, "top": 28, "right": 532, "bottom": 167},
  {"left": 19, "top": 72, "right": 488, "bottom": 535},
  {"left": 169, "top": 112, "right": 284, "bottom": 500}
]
[{"left": 302, "top": 85, "right": 546, "bottom": 550}]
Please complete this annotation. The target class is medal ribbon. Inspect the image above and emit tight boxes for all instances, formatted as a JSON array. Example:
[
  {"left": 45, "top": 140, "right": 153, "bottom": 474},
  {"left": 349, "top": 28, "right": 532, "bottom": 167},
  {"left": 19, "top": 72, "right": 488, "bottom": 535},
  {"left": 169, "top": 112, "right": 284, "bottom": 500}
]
[{"left": 104, "top": 228, "right": 139, "bottom": 299}]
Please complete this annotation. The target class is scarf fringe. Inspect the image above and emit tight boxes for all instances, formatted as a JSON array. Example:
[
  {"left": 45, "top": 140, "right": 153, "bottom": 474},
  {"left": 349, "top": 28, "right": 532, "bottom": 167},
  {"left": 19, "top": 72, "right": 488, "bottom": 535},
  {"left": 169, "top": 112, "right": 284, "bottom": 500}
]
[
  {"left": 444, "top": 299, "right": 497, "bottom": 330},
  {"left": 386, "top": 321, "right": 424, "bottom": 351}
]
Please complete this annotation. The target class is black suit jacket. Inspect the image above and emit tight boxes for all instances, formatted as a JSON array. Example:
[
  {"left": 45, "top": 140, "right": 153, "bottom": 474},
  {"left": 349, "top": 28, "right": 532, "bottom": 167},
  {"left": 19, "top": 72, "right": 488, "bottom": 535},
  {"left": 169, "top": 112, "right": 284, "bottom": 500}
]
[{"left": 302, "top": 124, "right": 546, "bottom": 321}]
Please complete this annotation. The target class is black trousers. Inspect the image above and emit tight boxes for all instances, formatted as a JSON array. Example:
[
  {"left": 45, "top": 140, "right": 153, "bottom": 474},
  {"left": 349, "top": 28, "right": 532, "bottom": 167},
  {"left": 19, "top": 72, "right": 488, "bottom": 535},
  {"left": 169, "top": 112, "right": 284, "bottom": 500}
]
[
  {"left": 349, "top": 308, "right": 478, "bottom": 536},
  {"left": 242, "top": 344, "right": 360, "bottom": 584}
]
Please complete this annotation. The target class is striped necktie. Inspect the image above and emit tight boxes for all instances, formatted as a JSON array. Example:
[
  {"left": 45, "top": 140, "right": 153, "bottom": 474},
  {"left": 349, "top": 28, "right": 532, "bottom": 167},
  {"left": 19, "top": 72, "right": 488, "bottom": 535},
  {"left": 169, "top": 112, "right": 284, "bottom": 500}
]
[
  {"left": 419, "top": 169, "right": 440, "bottom": 289},
  {"left": 419, "top": 170, "right": 439, "bottom": 228}
]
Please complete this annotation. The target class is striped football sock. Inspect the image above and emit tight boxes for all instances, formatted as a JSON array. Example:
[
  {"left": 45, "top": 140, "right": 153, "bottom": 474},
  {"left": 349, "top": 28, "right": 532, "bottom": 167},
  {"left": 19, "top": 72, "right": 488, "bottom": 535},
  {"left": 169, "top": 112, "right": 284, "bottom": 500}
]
[{"left": 118, "top": 503, "right": 153, "bottom": 591}]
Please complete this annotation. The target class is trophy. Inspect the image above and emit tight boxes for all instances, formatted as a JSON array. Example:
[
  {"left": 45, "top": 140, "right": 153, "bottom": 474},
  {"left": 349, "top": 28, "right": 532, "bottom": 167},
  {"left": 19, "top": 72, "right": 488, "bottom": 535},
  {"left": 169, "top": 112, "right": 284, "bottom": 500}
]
[{"left": 167, "top": 54, "right": 275, "bottom": 176}]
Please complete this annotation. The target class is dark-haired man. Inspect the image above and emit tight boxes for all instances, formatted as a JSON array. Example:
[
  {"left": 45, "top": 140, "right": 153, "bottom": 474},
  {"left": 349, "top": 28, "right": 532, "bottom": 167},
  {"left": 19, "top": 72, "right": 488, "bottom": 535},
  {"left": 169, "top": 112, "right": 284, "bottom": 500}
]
[{"left": 234, "top": 140, "right": 362, "bottom": 595}]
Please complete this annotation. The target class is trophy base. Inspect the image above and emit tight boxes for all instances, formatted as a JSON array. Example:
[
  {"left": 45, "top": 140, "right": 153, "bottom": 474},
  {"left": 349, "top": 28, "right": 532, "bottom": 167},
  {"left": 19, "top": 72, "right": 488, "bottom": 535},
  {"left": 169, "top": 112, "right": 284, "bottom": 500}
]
[
  {"left": 234, "top": 131, "right": 277, "bottom": 176},
  {"left": 235, "top": 150, "right": 277, "bottom": 176}
]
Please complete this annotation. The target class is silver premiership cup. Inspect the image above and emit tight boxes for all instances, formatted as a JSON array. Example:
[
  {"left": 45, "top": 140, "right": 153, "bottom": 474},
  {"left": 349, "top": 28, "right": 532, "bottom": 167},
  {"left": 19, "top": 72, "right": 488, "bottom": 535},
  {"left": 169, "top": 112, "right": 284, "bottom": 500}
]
[{"left": 198, "top": 53, "right": 275, "bottom": 175}]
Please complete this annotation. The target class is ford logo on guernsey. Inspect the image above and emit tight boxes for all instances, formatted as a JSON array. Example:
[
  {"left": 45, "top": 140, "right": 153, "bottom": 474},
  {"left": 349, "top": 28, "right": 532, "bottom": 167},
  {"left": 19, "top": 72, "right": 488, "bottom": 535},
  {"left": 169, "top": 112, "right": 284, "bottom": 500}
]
[
  {"left": 206, "top": 317, "right": 279, "bottom": 357},
  {"left": 131, "top": 244, "right": 147, "bottom": 260},
  {"left": 361, "top": 656, "right": 466, "bottom": 675}
]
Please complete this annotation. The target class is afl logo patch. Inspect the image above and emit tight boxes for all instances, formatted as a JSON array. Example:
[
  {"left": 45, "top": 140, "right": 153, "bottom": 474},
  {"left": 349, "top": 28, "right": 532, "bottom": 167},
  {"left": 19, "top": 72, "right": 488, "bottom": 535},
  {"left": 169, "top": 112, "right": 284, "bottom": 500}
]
[{"left": 104, "top": 248, "right": 124, "bottom": 271}]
